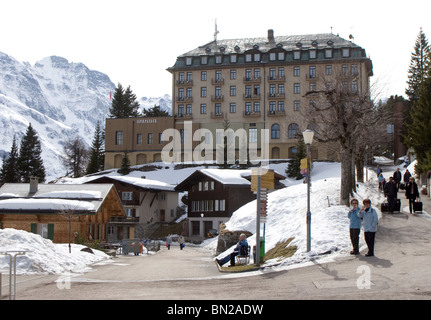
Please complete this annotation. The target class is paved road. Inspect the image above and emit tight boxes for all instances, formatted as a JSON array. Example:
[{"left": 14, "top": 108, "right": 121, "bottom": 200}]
[{"left": 5, "top": 195, "right": 431, "bottom": 300}]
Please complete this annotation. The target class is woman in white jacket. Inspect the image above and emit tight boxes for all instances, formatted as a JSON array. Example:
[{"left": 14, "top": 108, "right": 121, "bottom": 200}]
[{"left": 357, "top": 198, "right": 379, "bottom": 257}]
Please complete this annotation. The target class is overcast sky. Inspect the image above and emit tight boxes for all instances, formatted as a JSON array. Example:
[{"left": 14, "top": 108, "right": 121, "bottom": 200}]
[{"left": 1, "top": 0, "right": 430, "bottom": 100}]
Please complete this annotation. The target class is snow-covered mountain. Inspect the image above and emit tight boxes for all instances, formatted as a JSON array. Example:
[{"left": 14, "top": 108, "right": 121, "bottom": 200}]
[{"left": 0, "top": 51, "right": 171, "bottom": 181}]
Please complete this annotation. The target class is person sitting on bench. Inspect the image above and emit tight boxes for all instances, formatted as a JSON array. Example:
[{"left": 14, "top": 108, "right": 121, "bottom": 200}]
[{"left": 216, "top": 233, "right": 248, "bottom": 267}]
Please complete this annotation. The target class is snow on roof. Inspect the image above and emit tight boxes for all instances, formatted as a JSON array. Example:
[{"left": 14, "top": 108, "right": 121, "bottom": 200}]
[
  {"left": 95, "top": 175, "right": 176, "bottom": 191},
  {"left": 0, "top": 198, "right": 95, "bottom": 212},
  {"left": 34, "top": 190, "right": 102, "bottom": 199},
  {"left": 199, "top": 169, "right": 251, "bottom": 185}
]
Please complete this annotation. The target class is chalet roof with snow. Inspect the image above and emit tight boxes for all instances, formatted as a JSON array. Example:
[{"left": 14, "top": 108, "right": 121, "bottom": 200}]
[{"left": 0, "top": 183, "right": 124, "bottom": 215}]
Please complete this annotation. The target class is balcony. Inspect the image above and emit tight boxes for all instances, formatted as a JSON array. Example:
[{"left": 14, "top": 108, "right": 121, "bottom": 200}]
[
  {"left": 211, "top": 95, "right": 224, "bottom": 102},
  {"left": 176, "top": 96, "right": 193, "bottom": 103},
  {"left": 243, "top": 76, "right": 261, "bottom": 84},
  {"left": 174, "top": 113, "right": 193, "bottom": 120},
  {"left": 243, "top": 111, "right": 261, "bottom": 117},
  {"left": 243, "top": 93, "right": 261, "bottom": 100},
  {"left": 176, "top": 79, "right": 193, "bottom": 86},
  {"left": 109, "top": 216, "right": 139, "bottom": 224},
  {"left": 267, "top": 93, "right": 285, "bottom": 99},
  {"left": 267, "top": 75, "right": 286, "bottom": 82},
  {"left": 211, "top": 78, "right": 225, "bottom": 85},
  {"left": 267, "top": 109, "right": 286, "bottom": 117},
  {"left": 306, "top": 74, "right": 319, "bottom": 80},
  {"left": 211, "top": 112, "right": 224, "bottom": 119}
]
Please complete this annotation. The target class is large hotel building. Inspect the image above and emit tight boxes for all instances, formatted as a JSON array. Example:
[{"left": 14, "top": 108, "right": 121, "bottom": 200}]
[{"left": 104, "top": 30, "right": 373, "bottom": 169}]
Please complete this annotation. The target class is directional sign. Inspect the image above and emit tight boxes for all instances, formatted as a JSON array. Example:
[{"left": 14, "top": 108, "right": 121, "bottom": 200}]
[{"left": 251, "top": 169, "right": 275, "bottom": 191}]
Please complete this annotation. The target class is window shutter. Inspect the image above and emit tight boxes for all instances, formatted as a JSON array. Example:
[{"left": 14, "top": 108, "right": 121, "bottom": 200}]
[
  {"left": 48, "top": 224, "right": 54, "bottom": 240},
  {"left": 30, "top": 223, "right": 37, "bottom": 234}
]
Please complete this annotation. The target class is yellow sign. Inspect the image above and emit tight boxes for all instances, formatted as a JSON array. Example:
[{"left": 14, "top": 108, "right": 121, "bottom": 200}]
[
  {"left": 251, "top": 169, "right": 275, "bottom": 191},
  {"left": 300, "top": 158, "right": 308, "bottom": 169}
]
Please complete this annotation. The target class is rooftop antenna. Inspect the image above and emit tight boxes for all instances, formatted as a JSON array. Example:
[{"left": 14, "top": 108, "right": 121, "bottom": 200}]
[
  {"left": 330, "top": 26, "right": 333, "bottom": 34},
  {"left": 214, "top": 18, "right": 219, "bottom": 42}
]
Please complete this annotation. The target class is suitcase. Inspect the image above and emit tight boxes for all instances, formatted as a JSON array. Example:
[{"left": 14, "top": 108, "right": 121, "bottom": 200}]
[
  {"left": 413, "top": 201, "right": 423, "bottom": 213},
  {"left": 381, "top": 203, "right": 389, "bottom": 212},
  {"left": 395, "top": 199, "right": 401, "bottom": 212}
]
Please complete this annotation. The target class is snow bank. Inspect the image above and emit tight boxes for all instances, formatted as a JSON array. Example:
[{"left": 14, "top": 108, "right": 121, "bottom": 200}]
[{"left": 0, "top": 228, "right": 111, "bottom": 274}]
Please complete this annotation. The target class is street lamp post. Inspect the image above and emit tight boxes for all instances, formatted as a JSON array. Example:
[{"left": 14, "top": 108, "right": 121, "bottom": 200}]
[{"left": 303, "top": 129, "right": 314, "bottom": 252}]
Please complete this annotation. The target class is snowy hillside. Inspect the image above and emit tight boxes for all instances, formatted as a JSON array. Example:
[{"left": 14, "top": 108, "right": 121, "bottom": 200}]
[{"left": 0, "top": 51, "right": 172, "bottom": 181}]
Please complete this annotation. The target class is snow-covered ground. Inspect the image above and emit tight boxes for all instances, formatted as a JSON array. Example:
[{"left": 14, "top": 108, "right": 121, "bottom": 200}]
[{"left": 1, "top": 160, "right": 428, "bottom": 275}]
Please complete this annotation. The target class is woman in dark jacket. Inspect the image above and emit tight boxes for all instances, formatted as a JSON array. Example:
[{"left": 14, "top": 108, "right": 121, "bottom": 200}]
[{"left": 405, "top": 177, "right": 419, "bottom": 214}]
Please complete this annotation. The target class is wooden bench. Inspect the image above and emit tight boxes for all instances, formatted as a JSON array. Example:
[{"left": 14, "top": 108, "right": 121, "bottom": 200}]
[{"left": 235, "top": 245, "right": 251, "bottom": 265}]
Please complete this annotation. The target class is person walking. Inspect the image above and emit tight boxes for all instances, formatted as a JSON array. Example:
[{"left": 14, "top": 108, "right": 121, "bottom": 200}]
[
  {"left": 166, "top": 234, "right": 172, "bottom": 250},
  {"left": 393, "top": 168, "right": 402, "bottom": 191},
  {"left": 405, "top": 176, "right": 420, "bottom": 214},
  {"left": 378, "top": 173, "right": 384, "bottom": 192},
  {"left": 348, "top": 198, "right": 362, "bottom": 255},
  {"left": 384, "top": 177, "right": 398, "bottom": 213},
  {"left": 178, "top": 235, "right": 185, "bottom": 250},
  {"left": 358, "top": 198, "right": 379, "bottom": 257}
]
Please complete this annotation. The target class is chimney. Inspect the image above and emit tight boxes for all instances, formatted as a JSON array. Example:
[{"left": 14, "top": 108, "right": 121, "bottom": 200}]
[
  {"left": 29, "top": 176, "right": 38, "bottom": 194},
  {"left": 268, "top": 29, "right": 275, "bottom": 42}
]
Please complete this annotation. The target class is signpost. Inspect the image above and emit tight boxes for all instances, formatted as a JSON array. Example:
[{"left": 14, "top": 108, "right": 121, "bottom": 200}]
[{"left": 251, "top": 169, "right": 274, "bottom": 266}]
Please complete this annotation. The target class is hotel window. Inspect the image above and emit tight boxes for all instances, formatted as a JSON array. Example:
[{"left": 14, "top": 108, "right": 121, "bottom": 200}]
[
  {"left": 215, "top": 103, "right": 222, "bottom": 115},
  {"left": 294, "top": 100, "right": 300, "bottom": 111},
  {"left": 269, "top": 84, "right": 276, "bottom": 96},
  {"left": 271, "top": 124, "right": 280, "bottom": 139},
  {"left": 178, "top": 105, "right": 184, "bottom": 116},
  {"left": 249, "top": 128, "right": 257, "bottom": 143},
  {"left": 309, "top": 82, "right": 316, "bottom": 92},
  {"left": 309, "top": 50, "right": 316, "bottom": 59},
  {"left": 293, "top": 51, "right": 301, "bottom": 60},
  {"left": 294, "top": 83, "right": 301, "bottom": 94},
  {"left": 309, "top": 66, "right": 316, "bottom": 78},
  {"left": 186, "top": 88, "right": 192, "bottom": 98},
  {"left": 278, "top": 84, "right": 285, "bottom": 94},
  {"left": 179, "top": 72, "right": 185, "bottom": 83},
  {"left": 187, "top": 72, "right": 192, "bottom": 81},
  {"left": 351, "top": 81, "right": 358, "bottom": 93},
  {"left": 342, "top": 64, "right": 349, "bottom": 76},
  {"left": 159, "top": 133, "right": 163, "bottom": 144},
  {"left": 148, "top": 133, "right": 153, "bottom": 144},
  {"left": 288, "top": 123, "right": 300, "bottom": 139},
  {"left": 230, "top": 103, "right": 236, "bottom": 113},
  {"left": 245, "top": 102, "right": 252, "bottom": 114},
  {"left": 351, "top": 64, "right": 358, "bottom": 75},
  {"left": 178, "top": 88, "right": 184, "bottom": 100},
  {"left": 254, "top": 53, "right": 260, "bottom": 61},
  {"left": 215, "top": 55, "right": 222, "bottom": 64},
  {"left": 278, "top": 67, "right": 285, "bottom": 77},
  {"left": 269, "top": 68, "right": 276, "bottom": 80},
  {"left": 245, "top": 69, "right": 252, "bottom": 80},
  {"left": 230, "top": 69, "right": 236, "bottom": 80},
  {"left": 186, "top": 104, "right": 192, "bottom": 114},
  {"left": 254, "top": 68, "right": 260, "bottom": 79},
  {"left": 325, "top": 65, "right": 332, "bottom": 75},
  {"left": 186, "top": 57, "right": 192, "bottom": 65},
  {"left": 115, "top": 131, "right": 123, "bottom": 145},
  {"left": 200, "top": 104, "right": 207, "bottom": 114},
  {"left": 215, "top": 87, "right": 222, "bottom": 98},
  {"left": 254, "top": 102, "right": 260, "bottom": 112},
  {"left": 294, "top": 66, "right": 300, "bottom": 77},
  {"left": 230, "top": 86, "right": 236, "bottom": 96},
  {"left": 201, "top": 87, "right": 207, "bottom": 97},
  {"left": 201, "top": 71, "right": 207, "bottom": 81},
  {"left": 122, "top": 192, "right": 133, "bottom": 201},
  {"left": 230, "top": 54, "right": 237, "bottom": 63},
  {"left": 269, "top": 101, "right": 276, "bottom": 113},
  {"left": 269, "top": 52, "right": 276, "bottom": 61},
  {"left": 278, "top": 52, "right": 285, "bottom": 60},
  {"left": 278, "top": 101, "right": 285, "bottom": 111},
  {"left": 137, "top": 133, "right": 142, "bottom": 145},
  {"left": 245, "top": 54, "right": 252, "bottom": 62},
  {"left": 201, "top": 56, "right": 208, "bottom": 64},
  {"left": 325, "top": 49, "right": 333, "bottom": 58},
  {"left": 215, "top": 70, "right": 222, "bottom": 81},
  {"left": 342, "top": 48, "right": 350, "bottom": 57}
]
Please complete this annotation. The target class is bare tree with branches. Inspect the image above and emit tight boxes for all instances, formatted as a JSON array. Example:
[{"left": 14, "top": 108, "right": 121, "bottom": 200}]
[{"left": 302, "top": 66, "right": 390, "bottom": 205}]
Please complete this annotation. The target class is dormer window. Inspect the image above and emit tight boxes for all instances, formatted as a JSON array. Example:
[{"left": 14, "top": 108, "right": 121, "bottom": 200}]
[
  {"left": 186, "top": 57, "right": 192, "bottom": 65},
  {"left": 325, "top": 49, "right": 333, "bottom": 59},
  {"left": 293, "top": 51, "right": 301, "bottom": 60},
  {"left": 309, "top": 50, "right": 316, "bottom": 59},
  {"left": 201, "top": 56, "right": 208, "bottom": 65},
  {"left": 215, "top": 55, "right": 222, "bottom": 64},
  {"left": 342, "top": 48, "right": 350, "bottom": 57}
]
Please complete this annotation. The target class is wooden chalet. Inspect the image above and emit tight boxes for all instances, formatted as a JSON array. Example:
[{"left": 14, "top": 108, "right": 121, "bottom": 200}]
[
  {"left": 175, "top": 169, "right": 285, "bottom": 239},
  {"left": 0, "top": 178, "right": 125, "bottom": 243}
]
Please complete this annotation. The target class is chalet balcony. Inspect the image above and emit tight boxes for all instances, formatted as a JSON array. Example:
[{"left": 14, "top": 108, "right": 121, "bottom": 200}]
[{"left": 109, "top": 216, "right": 139, "bottom": 224}]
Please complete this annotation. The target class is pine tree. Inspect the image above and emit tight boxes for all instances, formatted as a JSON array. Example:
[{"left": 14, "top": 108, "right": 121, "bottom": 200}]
[
  {"left": 0, "top": 136, "right": 21, "bottom": 184},
  {"left": 142, "top": 105, "right": 170, "bottom": 117},
  {"left": 18, "top": 123, "right": 46, "bottom": 182},
  {"left": 406, "top": 76, "right": 431, "bottom": 172},
  {"left": 406, "top": 28, "right": 430, "bottom": 102},
  {"left": 109, "top": 83, "right": 140, "bottom": 118},
  {"left": 86, "top": 121, "right": 105, "bottom": 175},
  {"left": 117, "top": 152, "right": 131, "bottom": 175},
  {"left": 285, "top": 138, "right": 307, "bottom": 180}
]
